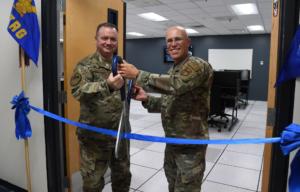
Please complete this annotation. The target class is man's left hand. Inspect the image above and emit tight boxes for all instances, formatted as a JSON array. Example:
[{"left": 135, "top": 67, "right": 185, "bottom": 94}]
[{"left": 117, "top": 60, "right": 139, "bottom": 80}]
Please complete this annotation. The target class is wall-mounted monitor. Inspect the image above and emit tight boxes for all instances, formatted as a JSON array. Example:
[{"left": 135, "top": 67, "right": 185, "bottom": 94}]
[{"left": 164, "top": 45, "right": 193, "bottom": 63}]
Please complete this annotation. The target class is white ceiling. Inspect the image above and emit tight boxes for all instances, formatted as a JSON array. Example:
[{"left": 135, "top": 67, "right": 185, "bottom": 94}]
[{"left": 125, "top": 0, "right": 272, "bottom": 39}]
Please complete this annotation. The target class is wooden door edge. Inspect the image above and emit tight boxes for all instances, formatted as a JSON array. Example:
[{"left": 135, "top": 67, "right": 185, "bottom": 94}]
[{"left": 261, "top": 1, "right": 280, "bottom": 192}]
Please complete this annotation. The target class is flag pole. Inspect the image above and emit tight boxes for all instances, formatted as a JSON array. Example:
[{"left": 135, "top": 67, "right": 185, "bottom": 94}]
[{"left": 21, "top": 47, "right": 32, "bottom": 192}]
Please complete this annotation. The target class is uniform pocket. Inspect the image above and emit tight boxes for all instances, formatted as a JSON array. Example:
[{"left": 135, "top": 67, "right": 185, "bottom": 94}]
[
  {"left": 180, "top": 165, "right": 204, "bottom": 184},
  {"left": 78, "top": 137, "right": 96, "bottom": 178}
]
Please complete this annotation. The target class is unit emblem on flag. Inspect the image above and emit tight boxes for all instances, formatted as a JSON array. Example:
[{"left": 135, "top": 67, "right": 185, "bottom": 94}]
[{"left": 13, "top": 0, "right": 37, "bottom": 17}]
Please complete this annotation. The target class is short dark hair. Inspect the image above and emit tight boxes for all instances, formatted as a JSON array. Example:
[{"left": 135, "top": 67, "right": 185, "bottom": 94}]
[{"left": 96, "top": 23, "right": 118, "bottom": 36}]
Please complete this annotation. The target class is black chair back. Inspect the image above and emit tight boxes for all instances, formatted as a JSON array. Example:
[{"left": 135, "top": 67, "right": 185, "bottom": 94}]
[{"left": 210, "top": 85, "right": 223, "bottom": 116}]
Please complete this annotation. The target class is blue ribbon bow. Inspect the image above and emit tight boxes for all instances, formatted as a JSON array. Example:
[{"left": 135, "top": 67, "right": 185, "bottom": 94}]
[
  {"left": 10, "top": 91, "right": 32, "bottom": 139},
  {"left": 280, "top": 123, "right": 300, "bottom": 192}
]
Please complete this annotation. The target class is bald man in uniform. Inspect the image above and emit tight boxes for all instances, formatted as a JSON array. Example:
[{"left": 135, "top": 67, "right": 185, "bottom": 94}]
[{"left": 118, "top": 26, "right": 213, "bottom": 192}]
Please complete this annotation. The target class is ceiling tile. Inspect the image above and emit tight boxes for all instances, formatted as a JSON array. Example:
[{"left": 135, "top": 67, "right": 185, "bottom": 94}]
[
  {"left": 249, "top": 30, "right": 266, "bottom": 34},
  {"left": 144, "top": 5, "right": 174, "bottom": 12},
  {"left": 204, "top": 6, "right": 231, "bottom": 13},
  {"left": 263, "top": 19, "right": 271, "bottom": 26},
  {"left": 168, "top": 15, "right": 191, "bottom": 21},
  {"left": 200, "top": 21, "right": 224, "bottom": 27},
  {"left": 183, "top": 22, "right": 205, "bottom": 27},
  {"left": 176, "top": 19, "right": 198, "bottom": 24},
  {"left": 158, "top": 0, "right": 191, "bottom": 3},
  {"left": 241, "top": 19, "right": 263, "bottom": 25},
  {"left": 127, "top": 7, "right": 150, "bottom": 14},
  {"left": 259, "top": 8, "right": 272, "bottom": 15},
  {"left": 237, "top": 14, "right": 261, "bottom": 20},
  {"left": 219, "top": 20, "right": 244, "bottom": 28},
  {"left": 128, "top": 0, "right": 163, "bottom": 7},
  {"left": 156, "top": 20, "right": 181, "bottom": 27},
  {"left": 209, "top": 11, "right": 235, "bottom": 17},
  {"left": 230, "top": 28, "right": 249, "bottom": 34},
  {"left": 126, "top": 3, "right": 138, "bottom": 9},
  {"left": 178, "top": 8, "right": 205, "bottom": 15},
  {"left": 155, "top": 10, "right": 182, "bottom": 17},
  {"left": 258, "top": 2, "right": 272, "bottom": 9},
  {"left": 141, "top": 22, "right": 167, "bottom": 28},
  {"left": 223, "top": 0, "right": 257, "bottom": 5},
  {"left": 196, "top": 28, "right": 219, "bottom": 35},
  {"left": 187, "top": 13, "right": 212, "bottom": 20},
  {"left": 125, "top": 0, "right": 272, "bottom": 38},
  {"left": 192, "top": 0, "right": 226, "bottom": 8},
  {"left": 211, "top": 28, "right": 233, "bottom": 34},
  {"left": 262, "top": 14, "right": 271, "bottom": 20},
  {"left": 225, "top": 23, "right": 246, "bottom": 29},
  {"left": 168, "top": 2, "right": 198, "bottom": 9}
]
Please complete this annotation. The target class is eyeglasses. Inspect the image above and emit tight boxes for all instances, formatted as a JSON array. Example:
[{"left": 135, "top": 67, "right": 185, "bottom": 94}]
[{"left": 166, "top": 37, "right": 188, "bottom": 45}]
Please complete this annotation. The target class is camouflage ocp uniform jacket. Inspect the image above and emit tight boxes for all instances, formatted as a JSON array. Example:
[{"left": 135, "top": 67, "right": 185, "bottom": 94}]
[
  {"left": 70, "top": 52, "right": 124, "bottom": 140},
  {"left": 137, "top": 53, "right": 213, "bottom": 140}
]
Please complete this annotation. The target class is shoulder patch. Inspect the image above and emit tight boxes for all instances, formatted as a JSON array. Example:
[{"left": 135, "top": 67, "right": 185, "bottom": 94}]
[
  {"left": 188, "top": 62, "right": 201, "bottom": 72},
  {"left": 70, "top": 72, "right": 82, "bottom": 86}
]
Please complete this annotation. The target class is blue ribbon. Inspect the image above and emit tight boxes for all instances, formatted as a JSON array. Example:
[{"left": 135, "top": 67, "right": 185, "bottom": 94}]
[
  {"left": 28, "top": 104, "right": 282, "bottom": 145},
  {"left": 10, "top": 91, "right": 32, "bottom": 139},
  {"left": 11, "top": 92, "right": 300, "bottom": 191},
  {"left": 280, "top": 123, "right": 300, "bottom": 192}
]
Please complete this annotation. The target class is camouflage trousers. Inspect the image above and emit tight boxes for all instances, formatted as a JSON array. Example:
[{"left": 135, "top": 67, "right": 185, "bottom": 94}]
[
  {"left": 78, "top": 135, "right": 131, "bottom": 192},
  {"left": 164, "top": 144, "right": 207, "bottom": 192}
]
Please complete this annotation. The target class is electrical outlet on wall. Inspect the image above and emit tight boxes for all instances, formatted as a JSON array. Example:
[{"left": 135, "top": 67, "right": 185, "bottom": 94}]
[{"left": 260, "top": 61, "right": 264, "bottom": 65}]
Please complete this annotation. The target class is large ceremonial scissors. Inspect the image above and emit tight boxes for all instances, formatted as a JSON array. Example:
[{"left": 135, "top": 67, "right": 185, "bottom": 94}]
[{"left": 112, "top": 55, "right": 133, "bottom": 158}]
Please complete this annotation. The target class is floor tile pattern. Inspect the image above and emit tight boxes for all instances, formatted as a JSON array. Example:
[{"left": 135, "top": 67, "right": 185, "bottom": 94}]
[{"left": 72, "top": 93, "right": 267, "bottom": 192}]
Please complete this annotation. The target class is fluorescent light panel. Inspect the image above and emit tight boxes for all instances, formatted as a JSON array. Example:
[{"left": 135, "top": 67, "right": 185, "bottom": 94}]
[
  {"left": 185, "top": 29, "right": 199, "bottom": 34},
  {"left": 230, "top": 3, "right": 258, "bottom": 15},
  {"left": 137, "top": 12, "right": 168, "bottom": 21},
  {"left": 247, "top": 25, "right": 264, "bottom": 31},
  {"left": 127, "top": 32, "right": 145, "bottom": 36}
]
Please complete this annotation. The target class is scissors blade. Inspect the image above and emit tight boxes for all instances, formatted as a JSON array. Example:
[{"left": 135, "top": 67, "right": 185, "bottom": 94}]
[
  {"left": 115, "top": 110, "right": 125, "bottom": 159},
  {"left": 123, "top": 101, "right": 131, "bottom": 158}
]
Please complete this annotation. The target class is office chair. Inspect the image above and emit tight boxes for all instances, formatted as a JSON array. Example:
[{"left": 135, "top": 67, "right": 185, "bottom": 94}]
[
  {"left": 213, "top": 71, "right": 241, "bottom": 131},
  {"left": 209, "top": 85, "right": 228, "bottom": 132},
  {"left": 238, "top": 70, "right": 250, "bottom": 109},
  {"left": 224, "top": 69, "right": 250, "bottom": 109}
]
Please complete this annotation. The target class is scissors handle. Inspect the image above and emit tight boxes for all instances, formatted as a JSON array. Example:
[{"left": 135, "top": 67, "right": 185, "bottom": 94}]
[{"left": 112, "top": 55, "right": 125, "bottom": 101}]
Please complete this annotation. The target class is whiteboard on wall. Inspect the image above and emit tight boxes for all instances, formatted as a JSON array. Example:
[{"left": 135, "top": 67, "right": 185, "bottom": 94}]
[{"left": 208, "top": 49, "right": 253, "bottom": 78}]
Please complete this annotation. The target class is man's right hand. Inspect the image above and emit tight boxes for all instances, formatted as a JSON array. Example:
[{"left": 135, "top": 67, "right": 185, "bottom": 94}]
[
  {"left": 132, "top": 84, "right": 147, "bottom": 101},
  {"left": 107, "top": 73, "right": 124, "bottom": 90}
]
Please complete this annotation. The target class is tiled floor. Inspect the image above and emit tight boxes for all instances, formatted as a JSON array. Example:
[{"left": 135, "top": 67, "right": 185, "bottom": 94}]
[{"left": 73, "top": 93, "right": 268, "bottom": 192}]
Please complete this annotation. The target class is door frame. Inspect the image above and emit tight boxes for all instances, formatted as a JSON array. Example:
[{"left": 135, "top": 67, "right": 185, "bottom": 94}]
[
  {"left": 41, "top": 0, "right": 65, "bottom": 191},
  {"left": 267, "top": 0, "right": 299, "bottom": 191},
  {"left": 41, "top": 0, "right": 299, "bottom": 192}
]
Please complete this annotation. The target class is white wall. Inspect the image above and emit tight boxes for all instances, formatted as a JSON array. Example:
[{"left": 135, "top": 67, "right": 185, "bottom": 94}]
[{"left": 0, "top": 1, "right": 47, "bottom": 191}]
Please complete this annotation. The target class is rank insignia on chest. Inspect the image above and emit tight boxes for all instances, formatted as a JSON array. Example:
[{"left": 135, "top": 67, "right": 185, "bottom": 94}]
[{"left": 181, "top": 67, "right": 192, "bottom": 76}]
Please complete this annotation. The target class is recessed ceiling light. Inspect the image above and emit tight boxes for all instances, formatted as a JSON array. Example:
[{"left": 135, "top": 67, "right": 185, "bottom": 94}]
[
  {"left": 247, "top": 25, "right": 264, "bottom": 31},
  {"left": 127, "top": 32, "right": 146, "bottom": 36},
  {"left": 186, "top": 29, "right": 199, "bottom": 34},
  {"left": 230, "top": 3, "right": 259, "bottom": 15},
  {"left": 137, "top": 12, "right": 169, "bottom": 21}
]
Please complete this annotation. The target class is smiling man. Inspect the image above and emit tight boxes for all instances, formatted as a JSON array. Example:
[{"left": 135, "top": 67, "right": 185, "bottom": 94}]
[
  {"left": 118, "top": 26, "right": 213, "bottom": 192},
  {"left": 70, "top": 23, "right": 131, "bottom": 192}
]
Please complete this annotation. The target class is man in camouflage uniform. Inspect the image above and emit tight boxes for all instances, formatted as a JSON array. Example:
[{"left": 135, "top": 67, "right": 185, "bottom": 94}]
[
  {"left": 70, "top": 23, "right": 131, "bottom": 192},
  {"left": 118, "top": 26, "right": 213, "bottom": 192}
]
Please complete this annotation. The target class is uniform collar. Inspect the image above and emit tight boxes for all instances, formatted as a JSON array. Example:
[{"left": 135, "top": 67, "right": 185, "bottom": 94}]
[{"left": 94, "top": 51, "right": 112, "bottom": 70}]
